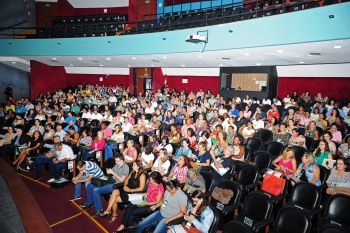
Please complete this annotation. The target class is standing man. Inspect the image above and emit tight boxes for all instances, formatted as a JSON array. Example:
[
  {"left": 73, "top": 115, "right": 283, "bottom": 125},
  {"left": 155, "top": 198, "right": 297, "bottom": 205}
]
[
  {"left": 70, "top": 160, "right": 104, "bottom": 201},
  {"left": 4, "top": 84, "right": 13, "bottom": 100},
  {"left": 47, "top": 142, "right": 75, "bottom": 182}
]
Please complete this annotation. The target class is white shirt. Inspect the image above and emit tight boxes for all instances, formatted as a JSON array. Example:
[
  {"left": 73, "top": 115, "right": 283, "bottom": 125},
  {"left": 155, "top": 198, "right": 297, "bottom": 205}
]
[
  {"left": 252, "top": 119, "right": 264, "bottom": 130},
  {"left": 109, "top": 96, "right": 118, "bottom": 103},
  {"left": 153, "top": 159, "right": 171, "bottom": 175},
  {"left": 91, "top": 113, "right": 103, "bottom": 120},
  {"left": 140, "top": 152, "right": 155, "bottom": 167},
  {"left": 262, "top": 99, "right": 272, "bottom": 105},
  {"left": 82, "top": 112, "right": 92, "bottom": 119},
  {"left": 145, "top": 107, "right": 155, "bottom": 114},
  {"left": 343, "top": 106, "right": 350, "bottom": 116},
  {"left": 54, "top": 130, "right": 66, "bottom": 141},
  {"left": 122, "top": 122, "right": 133, "bottom": 132},
  {"left": 57, "top": 144, "right": 75, "bottom": 160}
]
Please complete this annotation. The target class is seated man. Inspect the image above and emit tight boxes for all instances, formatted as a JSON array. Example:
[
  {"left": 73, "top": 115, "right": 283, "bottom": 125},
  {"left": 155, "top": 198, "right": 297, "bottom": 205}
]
[
  {"left": 70, "top": 160, "right": 104, "bottom": 201},
  {"left": 80, "top": 154, "right": 130, "bottom": 217},
  {"left": 21, "top": 135, "right": 61, "bottom": 180},
  {"left": 47, "top": 142, "right": 75, "bottom": 182},
  {"left": 0, "top": 126, "right": 30, "bottom": 163},
  {"left": 210, "top": 146, "right": 234, "bottom": 187}
]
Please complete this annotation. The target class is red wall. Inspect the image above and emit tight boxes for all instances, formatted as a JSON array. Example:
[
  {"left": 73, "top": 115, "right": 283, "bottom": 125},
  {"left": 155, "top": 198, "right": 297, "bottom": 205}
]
[
  {"left": 278, "top": 77, "right": 350, "bottom": 100},
  {"left": 66, "top": 74, "right": 129, "bottom": 87}
]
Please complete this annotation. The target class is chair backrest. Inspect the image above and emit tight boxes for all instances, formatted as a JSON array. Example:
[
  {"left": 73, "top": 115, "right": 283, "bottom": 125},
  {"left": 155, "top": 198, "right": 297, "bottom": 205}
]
[
  {"left": 208, "top": 204, "right": 220, "bottom": 233},
  {"left": 244, "top": 147, "right": 251, "bottom": 161},
  {"left": 223, "top": 220, "right": 253, "bottom": 233},
  {"left": 319, "top": 224, "right": 350, "bottom": 233},
  {"left": 318, "top": 165, "right": 330, "bottom": 185},
  {"left": 166, "top": 158, "right": 176, "bottom": 176},
  {"left": 292, "top": 145, "right": 308, "bottom": 164},
  {"left": 200, "top": 171, "right": 215, "bottom": 193},
  {"left": 273, "top": 206, "right": 312, "bottom": 233},
  {"left": 253, "top": 151, "right": 272, "bottom": 173},
  {"left": 289, "top": 182, "right": 321, "bottom": 211},
  {"left": 211, "top": 180, "right": 243, "bottom": 208},
  {"left": 324, "top": 194, "right": 350, "bottom": 228},
  {"left": 304, "top": 136, "right": 315, "bottom": 151},
  {"left": 246, "top": 137, "right": 264, "bottom": 154},
  {"left": 236, "top": 164, "right": 259, "bottom": 186},
  {"left": 258, "top": 129, "right": 273, "bottom": 142},
  {"left": 265, "top": 141, "right": 284, "bottom": 157},
  {"left": 236, "top": 191, "right": 273, "bottom": 226}
]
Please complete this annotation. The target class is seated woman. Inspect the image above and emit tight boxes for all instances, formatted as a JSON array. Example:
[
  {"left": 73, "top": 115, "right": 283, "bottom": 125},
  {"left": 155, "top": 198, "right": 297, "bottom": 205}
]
[
  {"left": 0, "top": 126, "right": 15, "bottom": 148},
  {"left": 14, "top": 131, "right": 43, "bottom": 171},
  {"left": 25, "top": 109, "right": 36, "bottom": 123},
  {"left": 286, "top": 119, "right": 296, "bottom": 135},
  {"left": 337, "top": 136, "right": 350, "bottom": 159},
  {"left": 169, "top": 124, "right": 181, "bottom": 144},
  {"left": 152, "top": 148, "right": 171, "bottom": 176},
  {"left": 183, "top": 169, "right": 206, "bottom": 196},
  {"left": 174, "top": 138, "right": 193, "bottom": 161},
  {"left": 184, "top": 128, "right": 197, "bottom": 149},
  {"left": 210, "top": 146, "right": 234, "bottom": 187},
  {"left": 154, "top": 136, "right": 173, "bottom": 155},
  {"left": 78, "top": 130, "right": 92, "bottom": 147},
  {"left": 210, "top": 131, "right": 228, "bottom": 157},
  {"left": 326, "top": 158, "right": 350, "bottom": 195},
  {"left": 322, "top": 131, "right": 337, "bottom": 157},
  {"left": 122, "top": 140, "right": 138, "bottom": 165},
  {"left": 304, "top": 121, "right": 319, "bottom": 141},
  {"left": 272, "top": 123, "right": 290, "bottom": 146},
  {"left": 313, "top": 140, "right": 332, "bottom": 165},
  {"left": 135, "top": 179, "right": 188, "bottom": 233},
  {"left": 198, "top": 131, "right": 212, "bottom": 151},
  {"left": 13, "top": 114, "right": 25, "bottom": 128},
  {"left": 160, "top": 110, "right": 175, "bottom": 132},
  {"left": 148, "top": 134, "right": 160, "bottom": 152},
  {"left": 272, "top": 147, "right": 297, "bottom": 176},
  {"left": 166, "top": 155, "right": 190, "bottom": 185},
  {"left": 43, "top": 123, "right": 55, "bottom": 142},
  {"left": 82, "top": 131, "right": 106, "bottom": 161},
  {"left": 139, "top": 145, "right": 155, "bottom": 169},
  {"left": 167, "top": 190, "right": 214, "bottom": 233},
  {"left": 100, "top": 161, "right": 146, "bottom": 223},
  {"left": 288, "top": 128, "right": 306, "bottom": 148},
  {"left": 194, "top": 113, "right": 206, "bottom": 136},
  {"left": 27, "top": 119, "right": 45, "bottom": 136},
  {"left": 293, "top": 153, "right": 321, "bottom": 186},
  {"left": 240, "top": 121, "right": 255, "bottom": 141},
  {"left": 113, "top": 171, "right": 165, "bottom": 233},
  {"left": 329, "top": 123, "right": 342, "bottom": 144},
  {"left": 232, "top": 136, "right": 245, "bottom": 161},
  {"left": 105, "top": 124, "right": 124, "bottom": 160},
  {"left": 192, "top": 141, "right": 211, "bottom": 172}
]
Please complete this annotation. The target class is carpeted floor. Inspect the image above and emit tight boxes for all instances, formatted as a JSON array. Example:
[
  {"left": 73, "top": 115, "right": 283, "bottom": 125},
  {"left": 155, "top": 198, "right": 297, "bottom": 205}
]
[{"left": 19, "top": 168, "right": 125, "bottom": 233}]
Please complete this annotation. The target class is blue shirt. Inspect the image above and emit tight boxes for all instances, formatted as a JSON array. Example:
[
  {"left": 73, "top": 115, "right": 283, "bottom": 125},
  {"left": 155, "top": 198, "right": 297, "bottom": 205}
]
[
  {"left": 229, "top": 109, "right": 239, "bottom": 117},
  {"left": 185, "top": 204, "right": 214, "bottom": 233},
  {"left": 84, "top": 161, "right": 104, "bottom": 178},
  {"left": 63, "top": 124, "right": 79, "bottom": 132},
  {"left": 65, "top": 116, "right": 77, "bottom": 123},
  {"left": 15, "top": 107, "right": 27, "bottom": 114}
]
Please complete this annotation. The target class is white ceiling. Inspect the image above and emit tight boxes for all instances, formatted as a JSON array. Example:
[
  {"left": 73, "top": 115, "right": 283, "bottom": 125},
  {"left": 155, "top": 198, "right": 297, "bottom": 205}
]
[{"left": 1, "top": 38, "right": 349, "bottom": 74}]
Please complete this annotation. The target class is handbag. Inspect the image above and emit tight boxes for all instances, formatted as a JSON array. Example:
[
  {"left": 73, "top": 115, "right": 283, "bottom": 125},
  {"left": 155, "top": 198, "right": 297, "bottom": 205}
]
[
  {"left": 261, "top": 171, "right": 286, "bottom": 196},
  {"left": 112, "top": 182, "right": 124, "bottom": 190},
  {"left": 181, "top": 222, "right": 201, "bottom": 233},
  {"left": 91, "top": 176, "right": 115, "bottom": 187}
]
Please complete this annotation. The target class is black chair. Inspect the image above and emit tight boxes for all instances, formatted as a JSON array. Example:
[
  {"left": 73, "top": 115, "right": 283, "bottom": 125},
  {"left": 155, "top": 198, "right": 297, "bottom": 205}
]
[
  {"left": 246, "top": 137, "right": 264, "bottom": 155},
  {"left": 318, "top": 194, "right": 350, "bottom": 232},
  {"left": 285, "top": 182, "right": 322, "bottom": 217},
  {"left": 223, "top": 221, "right": 253, "bottom": 233},
  {"left": 269, "top": 206, "right": 312, "bottom": 233},
  {"left": 292, "top": 145, "right": 307, "bottom": 164},
  {"left": 305, "top": 1, "right": 319, "bottom": 9},
  {"left": 318, "top": 165, "right": 331, "bottom": 191},
  {"left": 304, "top": 136, "right": 315, "bottom": 152},
  {"left": 244, "top": 147, "right": 252, "bottom": 161},
  {"left": 322, "top": 0, "right": 338, "bottom": 6},
  {"left": 261, "top": 104, "right": 272, "bottom": 113},
  {"left": 234, "top": 192, "right": 274, "bottom": 232},
  {"left": 253, "top": 151, "right": 273, "bottom": 175},
  {"left": 200, "top": 171, "right": 215, "bottom": 196},
  {"left": 258, "top": 129, "right": 273, "bottom": 142},
  {"left": 235, "top": 164, "right": 260, "bottom": 196},
  {"left": 209, "top": 180, "right": 243, "bottom": 230},
  {"left": 319, "top": 224, "right": 350, "bottom": 233},
  {"left": 265, "top": 141, "right": 284, "bottom": 158}
]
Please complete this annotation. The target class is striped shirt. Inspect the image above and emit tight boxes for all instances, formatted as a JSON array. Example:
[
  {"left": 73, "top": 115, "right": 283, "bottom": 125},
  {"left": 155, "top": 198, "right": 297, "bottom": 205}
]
[{"left": 84, "top": 161, "right": 104, "bottom": 178}]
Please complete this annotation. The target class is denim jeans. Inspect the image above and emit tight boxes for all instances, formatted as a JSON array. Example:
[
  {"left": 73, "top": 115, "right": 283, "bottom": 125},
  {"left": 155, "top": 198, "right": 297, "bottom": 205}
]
[
  {"left": 85, "top": 183, "right": 114, "bottom": 211},
  {"left": 29, "top": 155, "right": 53, "bottom": 177},
  {"left": 104, "top": 145, "right": 118, "bottom": 161},
  {"left": 82, "top": 150, "right": 94, "bottom": 161},
  {"left": 73, "top": 176, "right": 90, "bottom": 198},
  {"left": 135, "top": 211, "right": 167, "bottom": 233},
  {"left": 121, "top": 204, "right": 149, "bottom": 227},
  {"left": 49, "top": 161, "right": 67, "bottom": 179}
]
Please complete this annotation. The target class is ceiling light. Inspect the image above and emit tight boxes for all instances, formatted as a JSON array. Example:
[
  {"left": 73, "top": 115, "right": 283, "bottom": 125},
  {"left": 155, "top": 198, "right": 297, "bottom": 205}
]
[
  {"left": 131, "top": 57, "right": 136, "bottom": 60},
  {"left": 276, "top": 50, "right": 284, "bottom": 53},
  {"left": 244, "top": 53, "right": 250, "bottom": 56},
  {"left": 52, "top": 58, "right": 56, "bottom": 60},
  {"left": 70, "top": 64, "right": 74, "bottom": 66},
  {"left": 99, "top": 65, "right": 103, "bottom": 66},
  {"left": 127, "top": 65, "right": 131, "bottom": 67},
  {"left": 198, "top": 55, "right": 202, "bottom": 58},
  {"left": 106, "top": 58, "right": 111, "bottom": 60},
  {"left": 219, "top": 64, "right": 223, "bottom": 67},
  {"left": 151, "top": 65, "right": 154, "bottom": 67},
  {"left": 222, "top": 57, "right": 230, "bottom": 60},
  {"left": 256, "top": 63, "right": 261, "bottom": 66},
  {"left": 28, "top": 68, "right": 30, "bottom": 70},
  {"left": 78, "top": 58, "right": 82, "bottom": 60},
  {"left": 181, "top": 65, "right": 186, "bottom": 67},
  {"left": 299, "top": 61, "right": 304, "bottom": 64},
  {"left": 163, "top": 56, "right": 167, "bottom": 59},
  {"left": 11, "top": 62, "right": 16, "bottom": 64},
  {"left": 333, "top": 46, "right": 341, "bottom": 49}
]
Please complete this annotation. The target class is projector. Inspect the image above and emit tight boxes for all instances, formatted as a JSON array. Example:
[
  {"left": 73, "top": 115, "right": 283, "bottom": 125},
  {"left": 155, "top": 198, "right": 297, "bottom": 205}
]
[{"left": 186, "top": 34, "right": 206, "bottom": 43}]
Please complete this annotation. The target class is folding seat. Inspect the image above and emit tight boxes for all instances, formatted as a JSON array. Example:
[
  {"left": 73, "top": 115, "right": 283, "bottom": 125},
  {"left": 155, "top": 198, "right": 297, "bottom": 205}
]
[
  {"left": 199, "top": 171, "right": 215, "bottom": 196},
  {"left": 235, "top": 164, "right": 260, "bottom": 196},
  {"left": 265, "top": 141, "right": 284, "bottom": 158},
  {"left": 258, "top": 129, "right": 273, "bottom": 142},
  {"left": 304, "top": 136, "right": 315, "bottom": 151},
  {"left": 223, "top": 221, "right": 253, "bottom": 233},
  {"left": 253, "top": 151, "right": 273, "bottom": 175},
  {"left": 292, "top": 145, "right": 307, "bottom": 164},
  {"left": 97, "top": 15, "right": 105, "bottom": 23},
  {"left": 290, "top": 2, "right": 305, "bottom": 12},
  {"left": 246, "top": 137, "right": 264, "bottom": 155}
]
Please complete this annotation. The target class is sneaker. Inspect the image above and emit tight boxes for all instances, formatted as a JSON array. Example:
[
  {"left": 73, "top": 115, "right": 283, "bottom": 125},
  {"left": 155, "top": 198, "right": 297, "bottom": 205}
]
[
  {"left": 28, "top": 160, "right": 33, "bottom": 165},
  {"left": 19, "top": 167, "right": 29, "bottom": 172},
  {"left": 47, "top": 178, "right": 55, "bottom": 183},
  {"left": 70, "top": 196, "right": 82, "bottom": 202},
  {"left": 34, "top": 176, "right": 41, "bottom": 181},
  {"left": 26, "top": 166, "right": 30, "bottom": 170}
]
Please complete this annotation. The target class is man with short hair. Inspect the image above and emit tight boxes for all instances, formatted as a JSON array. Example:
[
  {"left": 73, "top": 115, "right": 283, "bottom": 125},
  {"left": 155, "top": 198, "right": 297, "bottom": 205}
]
[
  {"left": 54, "top": 124, "right": 66, "bottom": 141},
  {"left": 80, "top": 154, "right": 130, "bottom": 217},
  {"left": 180, "top": 118, "right": 196, "bottom": 137},
  {"left": 47, "top": 142, "right": 75, "bottom": 182},
  {"left": 70, "top": 160, "right": 104, "bottom": 201},
  {"left": 0, "top": 126, "right": 29, "bottom": 163}
]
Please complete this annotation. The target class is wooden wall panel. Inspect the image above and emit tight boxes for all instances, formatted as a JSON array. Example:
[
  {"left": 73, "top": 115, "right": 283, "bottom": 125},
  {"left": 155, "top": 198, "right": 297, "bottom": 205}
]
[{"left": 231, "top": 73, "right": 268, "bottom": 91}]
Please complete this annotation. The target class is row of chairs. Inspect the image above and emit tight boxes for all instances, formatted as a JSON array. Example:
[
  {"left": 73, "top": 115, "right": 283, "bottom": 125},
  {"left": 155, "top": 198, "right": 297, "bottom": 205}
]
[{"left": 51, "top": 14, "right": 128, "bottom": 26}]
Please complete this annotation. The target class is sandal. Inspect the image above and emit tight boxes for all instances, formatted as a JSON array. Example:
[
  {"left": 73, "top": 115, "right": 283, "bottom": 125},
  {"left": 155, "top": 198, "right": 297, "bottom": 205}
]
[
  {"left": 108, "top": 215, "right": 118, "bottom": 223},
  {"left": 99, "top": 209, "right": 111, "bottom": 217}
]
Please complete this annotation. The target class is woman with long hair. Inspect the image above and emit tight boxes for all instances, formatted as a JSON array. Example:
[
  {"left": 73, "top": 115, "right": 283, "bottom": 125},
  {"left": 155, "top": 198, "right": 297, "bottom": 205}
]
[
  {"left": 15, "top": 131, "right": 43, "bottom": 171},
  {"left": 210, "top": 131, "right": 228, "bottom": 156},
  {"left": 100, "top": 161, "right": 146, "bottom": 222},
  {"left": 314, "top": 140, "right": 332, "bottom": 165},
  {"left": 174, "top": 138, "right": 193, "bottom": 161},
  {"left": 167, "top": 155, "right": 191, "bottom": 184},
  {"left": 122, "top": 140, "right": 138, "bottom": 164},
  {"left": 294, "top": 153, "right": 321, "bottom": 186},
  {"left": 272, "top": 147, "right": 297, "bottom": 175},
  {"left": 167, "top": 190, "right": 214, "bottom": 233},
  {"left": 152, "top": 148, "right": 171, "bottom": 176},
  {"left": 169, "top": 124, "right": 181, "bottom": 144},
  {"left": 82, "top": 131, "right": 106, "bottom": 161},
  {"left": 105, "top": 124, "right": 124, "bottom": 160}
]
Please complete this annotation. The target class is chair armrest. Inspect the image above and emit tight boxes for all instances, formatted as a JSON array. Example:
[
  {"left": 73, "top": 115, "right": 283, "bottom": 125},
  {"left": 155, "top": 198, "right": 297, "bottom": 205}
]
[
  {"left": 245, "top": 182, "right": 261, "bottom": 191},
  {"left": 273, "top": 193, "right": 289, "bottom": 204},
  {"left": 253, "top": 218, "right": 274, "bottom": 232},
  {"left": 204, "top": 191, "right": 212, "bottom": 199},
  {"left": 310, "top": 205, "right": 324, "bottom": 217},
  {"left": 223, "top": 203, "right": 242, "bottom": 216},
  {"left": 167, "top": 216, "right": 185, "bottom": 226}
]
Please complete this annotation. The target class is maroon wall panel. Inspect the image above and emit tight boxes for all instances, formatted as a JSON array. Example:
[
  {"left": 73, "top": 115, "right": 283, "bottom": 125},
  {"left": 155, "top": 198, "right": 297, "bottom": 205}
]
[
  {"left": 278, "top": 77, "right": 350, "bottom": 100},
  {"left": 166, "top": 75, "right": 219, "bottom": 95},
  {"left": 30, "top": 61, "right": 68, "bottom": 99},
  {"left": 66, "top": 74, "right": 129, "bottom": 87}
]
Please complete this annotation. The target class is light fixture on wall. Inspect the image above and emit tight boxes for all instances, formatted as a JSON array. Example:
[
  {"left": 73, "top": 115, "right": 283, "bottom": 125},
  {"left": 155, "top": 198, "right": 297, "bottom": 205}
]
[{"left": 144, "top": 68, "right": 149, "bottom": 77}]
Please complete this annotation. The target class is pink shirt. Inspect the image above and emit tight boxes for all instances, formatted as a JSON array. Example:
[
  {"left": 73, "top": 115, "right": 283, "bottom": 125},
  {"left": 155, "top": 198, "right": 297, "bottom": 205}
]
[
  {"left": 92, "top": 139, "right": 106, "bottom": 150},
  {"left": 145, "top": 183, "right": 164, "bottom": 202},
  {"left": 102, "top": 128, "right": 113, "bottom": 139},
  {"left": 171, "top": 164, "right": 188, "bottom": 182},
  {"left": 278, "top": 158, "right": 293, "bottom": 175},
  {"left": 331, "top": 131, "right": 342, "bottom": 143}
]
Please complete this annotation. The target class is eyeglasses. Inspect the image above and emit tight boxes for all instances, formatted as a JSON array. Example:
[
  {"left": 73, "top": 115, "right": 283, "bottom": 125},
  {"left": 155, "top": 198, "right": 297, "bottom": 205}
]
[{"left": 336, "top": 163, "right": 344, "bottom": 165}]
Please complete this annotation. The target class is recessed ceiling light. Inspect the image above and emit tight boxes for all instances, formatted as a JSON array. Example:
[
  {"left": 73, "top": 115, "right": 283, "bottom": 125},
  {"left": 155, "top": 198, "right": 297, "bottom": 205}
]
[
  {"left": 276, "top": 50, "right": 284, "bottom": 53},
  {"left": 106, "top": 58, "right": 111, "bottom": 60},
  {"left": 52, "top": 58, "right": 56, "bottom": 60},
  {"left": 181, "top": 65, "right": 186, "bottom": 67},
  {"left": 333, "top": 46, "right": 341, "bottom": 49},
  {"left": 131, "top": 57, "right": 136, "bottom": 60},
  {"left": 222, "top": 57, "right": 230, "bottom": 60},
  {"left": 11, "top": 62, "right": 16, "bottom": 64},
  {"left": 163, "top": 56, "right": 167, "bottom": 59},
  {"left": 128, "top": 65, "right": 131, "bottom": 67},
  {"left": 299, "top": 61, "right": 305, "bottom": 64},
  {"left": 219, "top": 64, "right": 223, "bottom": 67},
  {"left": 256, "top": 63, "right": 261, "bottom": 66},
  {"left": 308, "top": 52, "right": 321, "bottom": 56},
  {"left": 198, "top": 55, "right": 202, "bottom": 58},
  {"left": 28, "top": 68, "right": 30, "bottom": 70},
  {"left": 78, "top": 58, "right": 82, "bottom": 60},
  {"left": 99, "top": 64, "right": 103, "bottom": 66},
  {"left": 70, "top": 64, "right": 74, "bottom": 66},
  {"left": 151, "top": 65, "right": 154, "bottom": 67},
  {"left": 244, "top": 53, "right": 250, "bottom": 56}
]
